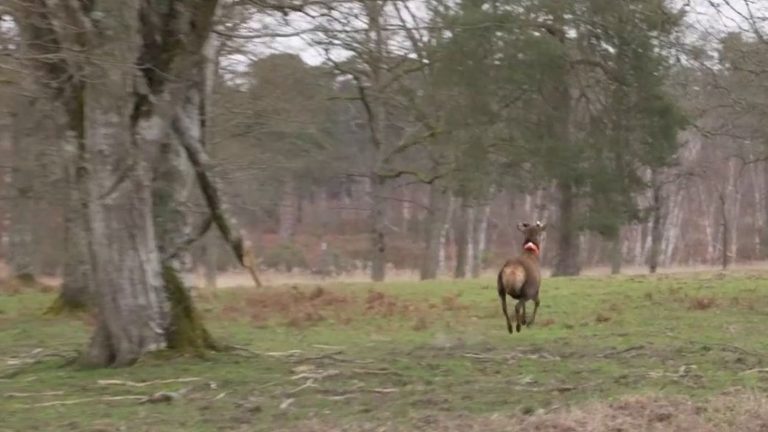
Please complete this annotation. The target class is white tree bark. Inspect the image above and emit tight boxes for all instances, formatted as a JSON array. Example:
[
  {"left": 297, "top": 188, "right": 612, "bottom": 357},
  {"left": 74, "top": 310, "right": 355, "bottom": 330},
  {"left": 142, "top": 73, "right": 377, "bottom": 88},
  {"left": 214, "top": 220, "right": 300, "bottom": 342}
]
[{"left": 81, "top": 0, "right": 168, "bottom": 366}]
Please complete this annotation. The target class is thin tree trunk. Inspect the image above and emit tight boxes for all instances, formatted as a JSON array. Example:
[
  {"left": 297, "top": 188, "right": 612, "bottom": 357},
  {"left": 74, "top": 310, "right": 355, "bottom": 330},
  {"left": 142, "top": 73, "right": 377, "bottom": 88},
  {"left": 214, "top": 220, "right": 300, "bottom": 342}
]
[
  {"left": 50, "top": 132, "right": 91, "bottom": 311},
  {"left": 277, "top": 177, "right": 299, "bottom": 243},
  {"left": 719, "top": 191, "right": 729, "bottom": 270},
  {"left": 420, "top": 182, "right": 449, "bottom": 280},
  {"left": 437, "top": 195, "right": 455, "bottom": 274},
  {"left": 464, "top": 205, "right": 476, "bottom": 277},
  {"left": 648, "top": 170, "right": 663, "bottom": 274},
  {"left": 471, "top": 199, "right": 491, "bottom": 278},
  {"left": 751, "top": 162, "right": 763, "bottom": 257},
  {"left": 552, "top": 180, "right": 580, "bottom": 276},
  {"left": 370, "top": 175, "right": 387, "bottom": 282},
  {"left": 610, "top": 234, "right": 622, "bottom": 275},
  {"left": 202, "top": 232, "right": 218, "bottom": 289},
  {"left": 727, "top": 160, "right": 741, "bottom": 264},
  {"left": 454, "top": 200, "right": 470, "bottom": 279}
]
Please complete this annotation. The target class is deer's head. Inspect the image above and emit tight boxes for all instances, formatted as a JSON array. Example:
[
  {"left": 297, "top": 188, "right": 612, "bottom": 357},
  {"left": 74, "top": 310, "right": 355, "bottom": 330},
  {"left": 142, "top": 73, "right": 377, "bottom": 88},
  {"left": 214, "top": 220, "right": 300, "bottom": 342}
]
[{"left": 517, "top": 221, "right": 546, "bottom": 255}]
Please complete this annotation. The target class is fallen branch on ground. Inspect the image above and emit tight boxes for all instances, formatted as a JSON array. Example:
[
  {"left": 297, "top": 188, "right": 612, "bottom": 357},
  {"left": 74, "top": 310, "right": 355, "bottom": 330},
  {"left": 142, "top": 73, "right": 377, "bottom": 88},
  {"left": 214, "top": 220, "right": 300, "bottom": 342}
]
[
  {"left": 598, "top": 345, "right": 645, "bottom": 358},
  {"left": 5, "top": 391, "right": 65, "bottom": 397},
  {"left": 741, "top": 368, "right": 768, "bottom": 374},
  {"left": 286, "top": 379, "right": 318, "bottom": 394},
  {"left": 20, "top": 395, "right": 147, "bottom": 407}
]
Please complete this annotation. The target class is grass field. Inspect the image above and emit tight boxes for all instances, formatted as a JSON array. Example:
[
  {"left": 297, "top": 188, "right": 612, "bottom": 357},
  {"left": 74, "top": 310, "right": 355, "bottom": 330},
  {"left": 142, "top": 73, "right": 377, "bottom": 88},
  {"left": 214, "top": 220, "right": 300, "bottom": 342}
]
[{"left": 2, "top": 271, "right": 768, "bottom": 431}]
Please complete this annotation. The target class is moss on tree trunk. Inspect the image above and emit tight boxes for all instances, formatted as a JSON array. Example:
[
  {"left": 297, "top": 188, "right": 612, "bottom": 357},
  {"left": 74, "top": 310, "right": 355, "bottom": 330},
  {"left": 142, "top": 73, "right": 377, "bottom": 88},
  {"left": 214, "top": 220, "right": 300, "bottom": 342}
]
[{"left": 163, "top": 265, "right": 218, "bottom": 354}]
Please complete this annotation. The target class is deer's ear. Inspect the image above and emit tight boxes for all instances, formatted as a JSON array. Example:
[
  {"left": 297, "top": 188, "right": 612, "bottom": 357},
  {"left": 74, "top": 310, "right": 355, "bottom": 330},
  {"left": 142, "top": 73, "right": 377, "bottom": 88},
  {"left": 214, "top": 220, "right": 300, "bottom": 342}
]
[{"left": 517, "top": 222, "right": 528, "bottom": 232}]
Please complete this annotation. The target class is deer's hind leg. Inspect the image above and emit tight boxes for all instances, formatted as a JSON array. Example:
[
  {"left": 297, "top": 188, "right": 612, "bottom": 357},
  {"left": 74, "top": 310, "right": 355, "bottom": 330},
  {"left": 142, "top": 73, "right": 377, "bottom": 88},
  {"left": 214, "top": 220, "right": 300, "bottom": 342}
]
[
  {"left": 514, "top": 300, "right": 524, "bottom": 332},
  {"left": 499, "top": 291, "right": 513, "bottom": 334},
  {"left": 527, "top": 297, "right": 540, "bottom": 327}
]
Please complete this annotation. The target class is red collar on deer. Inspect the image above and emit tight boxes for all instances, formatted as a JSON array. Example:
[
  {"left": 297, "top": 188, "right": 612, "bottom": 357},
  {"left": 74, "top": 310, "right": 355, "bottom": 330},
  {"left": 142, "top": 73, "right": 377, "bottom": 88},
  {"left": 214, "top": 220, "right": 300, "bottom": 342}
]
[{"left": 523, "top": 241, "right": 540, "bottom": 256}]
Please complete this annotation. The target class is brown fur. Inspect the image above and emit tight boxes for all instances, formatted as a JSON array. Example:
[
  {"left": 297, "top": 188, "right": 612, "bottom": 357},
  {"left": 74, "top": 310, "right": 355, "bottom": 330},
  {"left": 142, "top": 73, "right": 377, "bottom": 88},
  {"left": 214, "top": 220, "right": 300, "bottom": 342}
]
[{"left": 498, "top": 221, "right": 546, "bottom": 334}]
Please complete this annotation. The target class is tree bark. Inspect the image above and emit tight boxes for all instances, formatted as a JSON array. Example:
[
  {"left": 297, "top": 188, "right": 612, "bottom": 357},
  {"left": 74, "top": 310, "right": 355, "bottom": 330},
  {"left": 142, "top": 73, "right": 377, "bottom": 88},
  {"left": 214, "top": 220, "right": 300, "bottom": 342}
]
[{"left": 552, "top": 180, "right": 581, "bottom": 276}]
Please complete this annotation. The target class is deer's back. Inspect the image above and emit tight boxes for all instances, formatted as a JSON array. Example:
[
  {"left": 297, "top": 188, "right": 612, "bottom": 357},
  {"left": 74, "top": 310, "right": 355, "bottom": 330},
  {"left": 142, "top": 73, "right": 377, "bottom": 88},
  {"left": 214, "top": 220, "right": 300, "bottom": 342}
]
[{"left": 498, "top": 255, "right": 541, "bottom": 300}]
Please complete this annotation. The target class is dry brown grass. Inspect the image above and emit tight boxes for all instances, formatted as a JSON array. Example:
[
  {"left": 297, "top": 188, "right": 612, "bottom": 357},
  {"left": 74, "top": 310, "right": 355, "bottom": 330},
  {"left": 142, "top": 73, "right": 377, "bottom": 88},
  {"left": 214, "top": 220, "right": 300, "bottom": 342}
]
[
  {"left": 0, "top": 276, "right": 56, "bottom": 294},
  {"left": 217, "top": 285, "right": 465, "bottom": 329},
  {"left": 288, "top": 393, "right": 768, "bottom": 432},
  {"left": 689, "top": 296, "right": 717, "bottom": 311}
]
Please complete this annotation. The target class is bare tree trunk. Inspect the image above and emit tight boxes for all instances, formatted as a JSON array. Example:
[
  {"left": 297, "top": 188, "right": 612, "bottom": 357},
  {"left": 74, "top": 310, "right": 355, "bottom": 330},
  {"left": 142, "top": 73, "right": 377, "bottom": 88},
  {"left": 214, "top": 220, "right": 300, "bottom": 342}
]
[
  {"left": 420, "top": 182, "right": 449, "bottom": 280},
  {"left": 727, "top": 160, "right": 742, "bottom": 264},
  {"left": 719, "top": 191, "right": 729, "bottom": 270},
  {"left": 471, "top": 199, "right": 491, "bottom": 278},
  {"left": 662, "top": 187, "right": 684, "bottom": 266},
  {"left": 648, "top": 171, "right": 663, "bottom": 274},
  {"left": 370, "top": 175, "right": 387, "bottom": 282},
  {"left": 437, "top": 195, "right": 454, "bottom": 274},
  {"left": 454, "top": 200, "right": 471, "bottom": 279},
  {"left": 552, "top": 180, "right": 580, "bottom": 276},
  {"left": 277, "top": 177, "right": 299, "bottom": 243},
  {"left": 202, "top": 232, "right": 218, "bottom": 289},
  {"left": 751, "top": 162, "right": 764, "bottom": 257},
  {"left": 464, "top": 205, "right": 476, "bottom": 277},
  {"left": 610, "top": 234, "right": 622, "bottom": 275},
  {"left": 53, "top": 133, "right": 91, "bottom": 311}
]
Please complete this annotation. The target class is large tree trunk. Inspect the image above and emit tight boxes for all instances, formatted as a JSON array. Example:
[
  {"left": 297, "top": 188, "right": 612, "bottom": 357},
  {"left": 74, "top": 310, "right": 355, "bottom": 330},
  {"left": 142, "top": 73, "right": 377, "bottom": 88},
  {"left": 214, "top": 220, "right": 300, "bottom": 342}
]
[
  {"left": 370, "top": 175, "right": 387, "bottom": 282},
  {"left": 80, "top": 0, "right": 169, "bottom": 367},
  {"left": 420, "top": 182, "right": 450, "bottom": 280},
  {"left": 552, "top": 180, "right": 581, "bottom": 276},
  {"left": 8, "top": 93, "right": 38, "bottom": 282}
]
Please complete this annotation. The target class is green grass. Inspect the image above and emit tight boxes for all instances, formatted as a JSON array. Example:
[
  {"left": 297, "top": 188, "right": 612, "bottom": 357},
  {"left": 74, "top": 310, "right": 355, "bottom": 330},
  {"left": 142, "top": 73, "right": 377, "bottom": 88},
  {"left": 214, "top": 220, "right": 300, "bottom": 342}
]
[{"left": 2, "top": 272, "right": 768, "bottom": 431}]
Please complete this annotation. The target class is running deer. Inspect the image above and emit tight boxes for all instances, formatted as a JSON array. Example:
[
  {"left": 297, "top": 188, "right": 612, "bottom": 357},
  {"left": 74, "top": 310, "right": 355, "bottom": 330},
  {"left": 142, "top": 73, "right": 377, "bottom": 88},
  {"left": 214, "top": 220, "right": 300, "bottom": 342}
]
[{"left": 498, "top": 221, "right": 546, "bottom": 333}]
